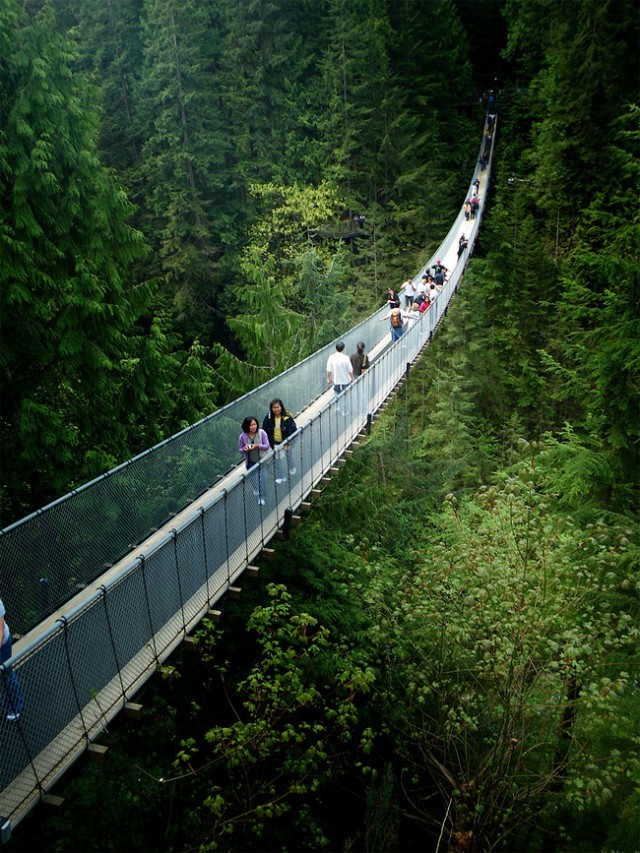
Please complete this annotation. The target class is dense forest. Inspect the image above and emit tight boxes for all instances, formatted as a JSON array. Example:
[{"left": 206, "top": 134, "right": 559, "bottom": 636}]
[{"left": 2, "top": 0, "right": 639, "bottom": 851}]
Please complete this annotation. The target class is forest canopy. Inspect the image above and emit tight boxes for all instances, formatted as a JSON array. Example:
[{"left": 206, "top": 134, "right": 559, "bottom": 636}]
[
  {"left": 1, "top": 0, "right": 483, "bottom": 520},
  {"left": 2, "top": 0, "right": 639, "bottom": 850}
]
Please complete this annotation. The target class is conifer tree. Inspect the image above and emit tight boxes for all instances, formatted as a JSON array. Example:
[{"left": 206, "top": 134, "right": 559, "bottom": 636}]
[
  {"left": 0, "top": 2, "right": 215, "bottom": 520},
  {"left": 135, "top": 0, "right": 232, "bottom": 338},
  {"left": 48, "top": 0, "right": 145, "bottom": 172},
  {"left": 502, "top": 0, "right": 639, "bottom": 501},
  {"left": 212, "top": 180, "right": 350, "bottom": 397},
  {"left": 387, "top": 0, "right": 478, "bottom": 235},
  {"left": 505, "top": 0, "right": 639, "bottom": 232},
  {"left": 319, "top": 0, "right": 422, "bottom": 209},
  {"left": 217, "top": 0, "right": 326, "bottom": 196}
]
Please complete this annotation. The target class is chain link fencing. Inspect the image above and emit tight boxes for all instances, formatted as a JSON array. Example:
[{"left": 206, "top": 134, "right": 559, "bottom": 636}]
[{"left": 0, "top": 117, "right": 496, "bottom": 828}]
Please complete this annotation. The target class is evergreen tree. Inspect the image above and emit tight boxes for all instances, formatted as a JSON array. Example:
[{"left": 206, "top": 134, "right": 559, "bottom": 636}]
[
  {"left": 212, "top": 180, "right": 350, "bottom": 397},
  {"left": 0, "top": 2, "right": 215, "bottom": 520},
  {"left": 319, "top": 0, "right": 433, "bottom": 230},
  {"left": 387, "top": 0, "right": 478, "bottom": 240},
  {"left": 217, "top": 0, "right": 326, "bottom": 196},
  {"left": 501, "top": 0, "right": 639, "bottom": 503},
  {"left": 47, "top": 0, "right": 145, "bottom": 172},
  {"left": 541, "top": 105, "right": 640, "bottom": 501},
  {"left": 505, "top": 0, "right": 639, "bottom": 229},
  {"left": 135, "top": 0, "right": 232, "bottom": 339}
]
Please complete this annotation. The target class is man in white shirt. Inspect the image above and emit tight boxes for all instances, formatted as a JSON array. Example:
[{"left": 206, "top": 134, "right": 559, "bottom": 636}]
[
  {"left": 326, "top": 342, "right": 354, "bottom": 403},
  {"left": 401, "top": 277, "right": 417, "bottom": 308}
]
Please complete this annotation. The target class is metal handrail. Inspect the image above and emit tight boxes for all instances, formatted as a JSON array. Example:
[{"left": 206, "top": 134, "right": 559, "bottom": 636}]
[{"left": 0, "top": 115, "right": 497, "bottom": 831}]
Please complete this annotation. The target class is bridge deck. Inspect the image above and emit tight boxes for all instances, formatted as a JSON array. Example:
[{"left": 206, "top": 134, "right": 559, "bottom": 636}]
[{"left": 0, "top": 119, "right": 496, "bottom": 832}]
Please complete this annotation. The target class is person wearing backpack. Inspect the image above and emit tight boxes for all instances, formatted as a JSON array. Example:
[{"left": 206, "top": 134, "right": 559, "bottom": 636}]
[
  {"left": 381, "top": 300, "right": 407, "bottom": 342},
  {"left": 350, "top": 341, "right": 369, "bottom": 377},
  {"left": 350, "top": 342, "right": 370, "bottom": 419}
]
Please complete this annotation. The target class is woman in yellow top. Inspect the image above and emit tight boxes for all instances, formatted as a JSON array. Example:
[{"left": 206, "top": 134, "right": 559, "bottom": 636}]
[{"left": 262, "top": 399, "right": 298, "bottom": 484}]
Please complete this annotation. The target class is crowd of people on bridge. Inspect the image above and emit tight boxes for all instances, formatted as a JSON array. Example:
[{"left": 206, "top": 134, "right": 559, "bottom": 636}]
[
  {"left": 236, "top": 123, "right": 492, "bottom": 508},
  {"left": 238, "top": 337, "right": 374, "bottom": 506},
  {"left": 385, "top": 258, "right": 450, "bottom": 339}
]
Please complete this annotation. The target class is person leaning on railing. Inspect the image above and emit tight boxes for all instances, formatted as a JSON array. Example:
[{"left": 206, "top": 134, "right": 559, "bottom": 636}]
[{"left": 0, "top": 597, "right": 25, "bottom": 722}]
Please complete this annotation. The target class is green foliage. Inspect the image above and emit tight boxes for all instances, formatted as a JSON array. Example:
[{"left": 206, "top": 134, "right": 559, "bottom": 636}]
[
  {"left": 547, "top": 104, "right": 640, "bottom": 490},
  {"left": 368, "top": 451, "right": 639, "bottom": 850},
  {"left": 0, "top": 0, "right": 221, "bottom": 521},
  {"left": 0, "top": 4, "right": 137, "bottom": 512},
  {"left": 49, "top": 0, "right": 145, "bottom": 172},
  {"left": 216, "top": 0, "right": 327, "bottom": 190},
  {"left": 526, "top": 0, "right": 639, "bottom": 212},
  {"left": 474, "top": 5, "right": 639, "bottom": 513},
  {"left": 213, "top": 249, "right": 303, "bottom": 396},
  {"left": 134, "top": 0, "right": 232, "bottom": 335},
  {"left": 213, "top": 181, "right": 352, "bottom": 398},
  {"left": 193, "top": 584, "right": 375, "bottom": 850}
]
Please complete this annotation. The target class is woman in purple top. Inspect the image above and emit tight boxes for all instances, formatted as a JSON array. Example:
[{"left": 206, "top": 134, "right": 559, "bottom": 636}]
[{"left": 238, "top": 416, "right": 270, "bottom": 506}]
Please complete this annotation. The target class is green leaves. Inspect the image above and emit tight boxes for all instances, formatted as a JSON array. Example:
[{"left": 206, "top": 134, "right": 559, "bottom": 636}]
[
  {"left": 0, "top": 1, "right": 220, "bottom": 519},
  {"left": 196, "top": 583, "right": 374, "bottom": 848},
  {"left": 367, "top": 447, "right": 639, "bottom": 848}
]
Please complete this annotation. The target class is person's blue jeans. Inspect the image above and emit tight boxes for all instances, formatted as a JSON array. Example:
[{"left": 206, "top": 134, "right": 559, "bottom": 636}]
[
  {"left": 246, "top": 460, "right": 266, "bottom": 500},
  {"left": 333, "top": 383, "right": 350, "bottom": 414},
  {"left": 274, "top": 443, "right": 295, "bottom": 482},
  {"left": 391, "top": 325, "right": 404, "bottom": 343},
  {"left": 1, "top": 634, "right": 25, "bottom": 719}
]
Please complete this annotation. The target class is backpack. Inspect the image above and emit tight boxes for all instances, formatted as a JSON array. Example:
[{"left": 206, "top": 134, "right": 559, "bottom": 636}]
[{"left": 391, "top": 308, "right": 403, "bottom": 328}]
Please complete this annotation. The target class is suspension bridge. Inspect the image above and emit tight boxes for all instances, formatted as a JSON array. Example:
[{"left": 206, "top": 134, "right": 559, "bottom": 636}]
[{"left": 0, "top": 117, "right": 496, "bottom": 838}]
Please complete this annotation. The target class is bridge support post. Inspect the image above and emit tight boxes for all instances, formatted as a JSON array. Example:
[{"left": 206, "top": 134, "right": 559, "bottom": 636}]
[
  {"left": 124, "top": 702, "right": 143, "bottom": 720},
  {"left": 39, "top": 577, "right": 52, "bottom": 620},
  {"left": 87, "top": 743, "right": 108, "bottom": 763},
  {"left": 282, "top": 508, "right": 293, "bottom": 541},
  {"left": 0, "top": 816, "right": 12, "bottom": 846}
]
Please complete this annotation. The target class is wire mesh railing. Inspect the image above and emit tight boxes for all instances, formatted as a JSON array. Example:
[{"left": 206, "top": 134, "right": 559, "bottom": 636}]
[
  {"left": 0, "top": 112, "right": 496, "bottom": 637},
  {"left": 0, "top": 299, "right": 391, "bottom": 636},
  {"left": 0, "top": 115, "right": 496, "bottom": 830}
]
